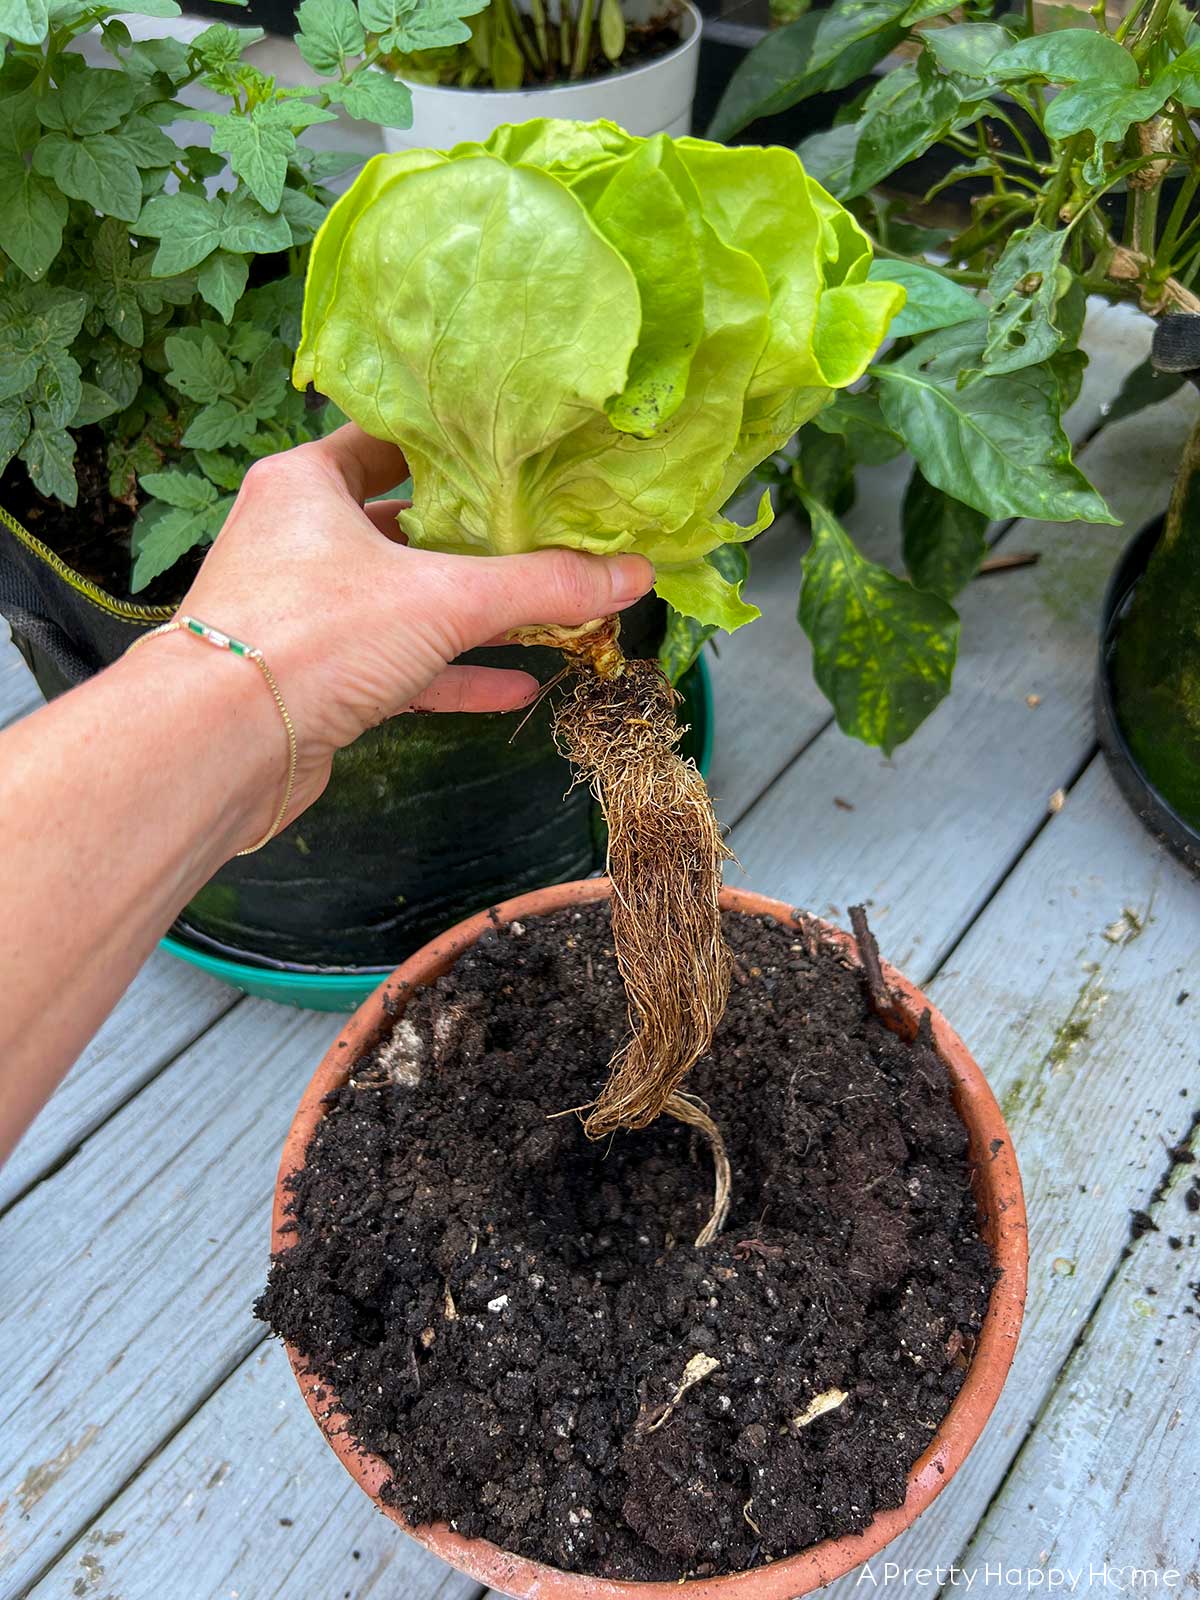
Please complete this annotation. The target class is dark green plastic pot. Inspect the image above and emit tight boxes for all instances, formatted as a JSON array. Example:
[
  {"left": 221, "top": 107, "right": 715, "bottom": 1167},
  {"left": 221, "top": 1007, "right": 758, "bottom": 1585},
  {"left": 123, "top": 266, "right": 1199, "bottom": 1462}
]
[
  {"left": 0, "top": 501, "right": 713, "bottom": 1004},
  {"left": 1096, "top": 514, "right": 1200, "bottom": 876},
  {"left": 160, "top": 652, "right": 712, "bottom": 1010}
]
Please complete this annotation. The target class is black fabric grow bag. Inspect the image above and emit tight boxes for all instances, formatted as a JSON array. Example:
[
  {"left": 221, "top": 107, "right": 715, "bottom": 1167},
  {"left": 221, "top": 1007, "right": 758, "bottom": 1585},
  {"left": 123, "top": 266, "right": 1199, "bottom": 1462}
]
[{"left": 0, "top": 503, "right": 676, "bottom": 968}]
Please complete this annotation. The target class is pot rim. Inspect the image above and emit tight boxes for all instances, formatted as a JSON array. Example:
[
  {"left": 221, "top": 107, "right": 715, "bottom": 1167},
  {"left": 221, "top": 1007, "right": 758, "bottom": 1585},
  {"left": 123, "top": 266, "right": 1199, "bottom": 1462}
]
[
  {"left": 271, "top": 878, "right": 1028, "bottom": 1600},
  {"left": 400, "top": 0, "right": 701, "bottom": 100},
  {"left": 1094, "top": 513, "right": 1200, "bottom": 876}
]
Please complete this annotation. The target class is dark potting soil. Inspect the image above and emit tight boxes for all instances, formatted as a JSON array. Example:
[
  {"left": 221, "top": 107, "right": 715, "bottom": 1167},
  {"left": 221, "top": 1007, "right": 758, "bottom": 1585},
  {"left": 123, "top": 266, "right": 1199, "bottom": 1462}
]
[
  {"left": 257, "top": 905, "right": 996, "bottom": 1581},
  {"left": 0, "top": 429, "right": 200, "bottom": 607}
]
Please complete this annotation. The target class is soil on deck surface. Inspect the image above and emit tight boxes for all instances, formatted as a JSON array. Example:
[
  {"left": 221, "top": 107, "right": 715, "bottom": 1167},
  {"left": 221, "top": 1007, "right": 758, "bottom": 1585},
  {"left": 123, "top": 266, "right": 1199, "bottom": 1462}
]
[{"left": 258, "top": 904, "right": 994, "bottom": 1581}]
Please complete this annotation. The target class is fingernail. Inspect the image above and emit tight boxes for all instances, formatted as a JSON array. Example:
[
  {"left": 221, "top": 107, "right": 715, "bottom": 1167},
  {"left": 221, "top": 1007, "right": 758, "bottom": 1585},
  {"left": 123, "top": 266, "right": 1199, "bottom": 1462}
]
[{"left": 608, "top": 554, "right": 655, "bottom": 607}]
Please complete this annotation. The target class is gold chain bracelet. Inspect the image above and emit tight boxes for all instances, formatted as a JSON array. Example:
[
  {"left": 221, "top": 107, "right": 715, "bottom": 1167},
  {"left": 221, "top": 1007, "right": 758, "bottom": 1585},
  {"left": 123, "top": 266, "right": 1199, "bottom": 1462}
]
[{"left": 125, "top": 615, "right": 298, "bottom": 857}]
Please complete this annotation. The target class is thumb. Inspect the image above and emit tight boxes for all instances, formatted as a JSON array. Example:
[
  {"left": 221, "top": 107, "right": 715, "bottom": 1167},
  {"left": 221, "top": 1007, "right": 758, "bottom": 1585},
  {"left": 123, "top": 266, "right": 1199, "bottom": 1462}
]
[{"left": 446, "top": 547, "right": 656, "bottom": 650}]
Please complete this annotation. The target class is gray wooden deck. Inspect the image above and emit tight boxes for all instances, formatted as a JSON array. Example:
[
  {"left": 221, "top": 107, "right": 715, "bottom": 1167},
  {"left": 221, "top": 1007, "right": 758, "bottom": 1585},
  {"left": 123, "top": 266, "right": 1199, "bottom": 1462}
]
[{"left": 2, "top": 307, "right": 1198, "bottom": 1600}]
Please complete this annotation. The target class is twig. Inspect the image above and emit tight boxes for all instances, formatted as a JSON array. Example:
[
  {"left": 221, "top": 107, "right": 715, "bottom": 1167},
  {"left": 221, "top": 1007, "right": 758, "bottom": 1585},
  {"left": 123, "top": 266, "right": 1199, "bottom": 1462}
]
[
  {"left": 848, "top": 904, "right": 909, "bottom": 1035},
  {"left": 848, "top": 904, "right": 889, "bottom": 1014},
  {"left": 978, "top": 550, "right": 1040, "bottom": 575}
]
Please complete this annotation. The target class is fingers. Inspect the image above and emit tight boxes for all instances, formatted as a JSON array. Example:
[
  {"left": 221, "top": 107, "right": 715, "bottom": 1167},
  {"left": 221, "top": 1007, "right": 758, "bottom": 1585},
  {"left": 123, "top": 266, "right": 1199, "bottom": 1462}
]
[
  {"left": 444, "top": 548, "right": 656, "bottom": 650},
  {"left": 363, "top": 499, "right": 411, "bottom": 542},
  {"left": 310, "top": 423, "right": 409, "bottom": 502},
  {"left": 405, "top": 664, "right": 540, "bottom": 714}
]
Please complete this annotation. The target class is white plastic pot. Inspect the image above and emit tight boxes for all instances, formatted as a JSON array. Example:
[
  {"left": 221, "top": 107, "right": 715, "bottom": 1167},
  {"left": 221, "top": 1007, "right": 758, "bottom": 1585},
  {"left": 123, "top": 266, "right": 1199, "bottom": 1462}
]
[{"left": 381, "top": 0, "right": 701, "bottom": 151}]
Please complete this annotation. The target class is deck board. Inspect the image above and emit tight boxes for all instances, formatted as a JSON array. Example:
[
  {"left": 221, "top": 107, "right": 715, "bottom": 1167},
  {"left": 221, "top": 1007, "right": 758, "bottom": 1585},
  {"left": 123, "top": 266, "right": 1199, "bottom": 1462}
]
[
  {"left": 956, "top": 1123, "right": 1200, "bottom": 1581},
  {"left": 0, "top": 1001, "right": 339, "bottom": 1596},
  {"left": 814, "top": 756, "right": 1200, "bottom": 1597},
  {"left": 0, "top": 953, "right": 238, "bottom": 1213},
  {"left": 23, "top": 1342, "right": 483, "bottom": 1600},
  {"left": 0, "top": 623, "right": 41, "bottom": 729}
]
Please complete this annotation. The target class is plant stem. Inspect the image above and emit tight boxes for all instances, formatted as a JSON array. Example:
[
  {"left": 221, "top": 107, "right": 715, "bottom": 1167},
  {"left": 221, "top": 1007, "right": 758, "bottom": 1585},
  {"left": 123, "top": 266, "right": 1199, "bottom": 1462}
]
[
  {"left": 1064, "top": 153, "right": 1174, "bottom": 236},
  {"left": 1039, "top": 134, "right": 1082, "bottom": 226},
  {"left": 529, "top": 0, "right": 549, "bottom": 67},
  {"left": 569, "top": 0, "right": 596, "bottom": 78},
  {"left": 871, "top": 238, "right": 990, "bottom": 283},
  {"left": 1151, "top": 163, "right": 1200, "bottom": 281},
  {"left": 1133, "top": 0, "right": 1174, "bottom": 61},
  {"left": 984, "top": 107, "right": 1039, "bottom": 168},
  {"left": 501, "top": 0, "right": 539, "bottom": 70},
  {"left": 1134, "top": 181, "right": 1161, "bottom": 258},
  {"left": 1078, "top": 273, "right": 1140, "bottom": 298},
  {"left": 950, "top": 200, "right": 1035, "bottom": 262},
  {"left": 1116, "top": 0, "right": 1153, "bottom": 41}
]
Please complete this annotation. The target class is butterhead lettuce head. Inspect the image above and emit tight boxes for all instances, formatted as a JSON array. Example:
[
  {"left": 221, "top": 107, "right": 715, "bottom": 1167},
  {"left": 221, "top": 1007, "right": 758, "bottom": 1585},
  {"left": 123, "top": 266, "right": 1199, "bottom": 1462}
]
[{"left": 294, "top": 120, "right": 903, "bottom": 631}]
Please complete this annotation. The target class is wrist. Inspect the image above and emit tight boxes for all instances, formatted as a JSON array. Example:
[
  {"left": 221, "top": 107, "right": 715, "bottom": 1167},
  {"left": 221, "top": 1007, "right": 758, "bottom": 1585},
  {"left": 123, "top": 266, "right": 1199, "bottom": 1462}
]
[{"left": 114, "top": 628, "right": 290, "bottom": 860}]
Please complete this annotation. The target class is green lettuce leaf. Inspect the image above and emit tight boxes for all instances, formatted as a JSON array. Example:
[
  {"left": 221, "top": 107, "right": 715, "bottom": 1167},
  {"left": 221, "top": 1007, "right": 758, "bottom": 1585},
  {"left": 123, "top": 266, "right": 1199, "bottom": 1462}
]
[{"left": 295, "top": 120, "right": 903, "bottom": 630}]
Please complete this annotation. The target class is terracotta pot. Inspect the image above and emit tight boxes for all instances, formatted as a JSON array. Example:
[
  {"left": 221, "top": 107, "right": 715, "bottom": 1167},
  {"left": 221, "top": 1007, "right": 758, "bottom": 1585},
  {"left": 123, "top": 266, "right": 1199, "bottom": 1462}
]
[{"left": 272, "top": 879, "right": 1028, "bottom": 1600}]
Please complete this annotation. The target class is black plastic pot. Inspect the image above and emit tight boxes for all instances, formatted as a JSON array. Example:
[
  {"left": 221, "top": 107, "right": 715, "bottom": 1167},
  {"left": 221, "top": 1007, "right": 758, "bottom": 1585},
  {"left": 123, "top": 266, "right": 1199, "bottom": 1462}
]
[
  {"left": 1095, "top": 514, "right": 1200, "bottom": 876},
  {"left": 0, "top": 502, "right": 709, "bottom": 973},
  {"left": 186, "top": 0, "right": 301, "bottom": 34}
]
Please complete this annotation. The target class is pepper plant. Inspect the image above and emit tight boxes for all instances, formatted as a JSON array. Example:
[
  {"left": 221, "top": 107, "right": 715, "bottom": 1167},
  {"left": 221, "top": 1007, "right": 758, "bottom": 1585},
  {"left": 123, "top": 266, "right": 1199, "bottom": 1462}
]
[
  {"left": 691, "top": 0, "right": 1200, "bottom": 753},
  {"left": 0, "top": 0, "right": 480, "bottom": 591}
]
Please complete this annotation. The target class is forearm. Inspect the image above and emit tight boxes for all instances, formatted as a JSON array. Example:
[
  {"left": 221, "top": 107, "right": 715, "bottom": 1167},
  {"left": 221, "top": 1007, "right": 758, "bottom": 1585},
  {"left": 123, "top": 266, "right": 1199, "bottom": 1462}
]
[
  {"left": 0, "top": 426, "right": 653, "bottom": 1170},
  {"left": 0, "top": 636, "right": 282, "bottom": 1160}
]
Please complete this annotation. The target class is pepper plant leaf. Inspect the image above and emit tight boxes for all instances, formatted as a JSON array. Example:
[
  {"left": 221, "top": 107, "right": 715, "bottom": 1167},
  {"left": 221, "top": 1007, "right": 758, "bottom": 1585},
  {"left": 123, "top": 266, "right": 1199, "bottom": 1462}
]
[
  {"left": 795, "top": 123, "right": 862, "bottom": 196},
  {"left": 922, "top": 22, "right": 1011, "bottom": 77},
  {"left": 811, "top": 389, "right": 903, "bottom": 463},
  {"left": 901, "top": 467, "right": 989, "bottom": 599},
  {"left": 866, "top": 258, "right": 982, "bottom": 337},
  {"left": 840, "top": 60, "right": 969, "bottom": 199},
  {"left": 875, "top": 327, "right": 1117, "bottom": 523},
  {"left": 799, "top": 497, "right": 959, "bottom": 753},
  {"left": 708, "top": 0, "right": 912, "bottom": 141},
  {"left": 982, "top": 224, "right": 1068, "bottom": 375},
  {"left": 990, "top": 27, "right": 1137, "bottom": 84}
]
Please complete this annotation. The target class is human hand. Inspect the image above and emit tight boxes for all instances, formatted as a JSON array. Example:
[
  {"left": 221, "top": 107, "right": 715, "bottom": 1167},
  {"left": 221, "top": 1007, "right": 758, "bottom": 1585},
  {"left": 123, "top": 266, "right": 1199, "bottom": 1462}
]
[{"left": 177, "top": 423, "right": 655, "bottom": 822}]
